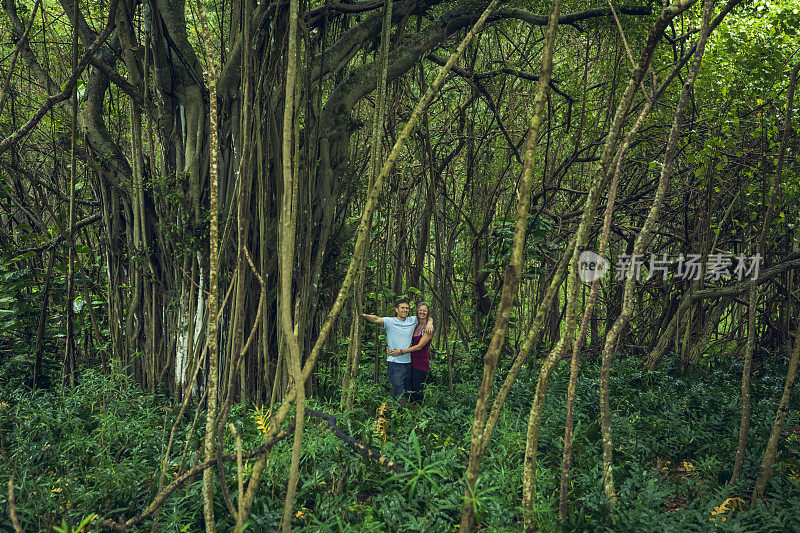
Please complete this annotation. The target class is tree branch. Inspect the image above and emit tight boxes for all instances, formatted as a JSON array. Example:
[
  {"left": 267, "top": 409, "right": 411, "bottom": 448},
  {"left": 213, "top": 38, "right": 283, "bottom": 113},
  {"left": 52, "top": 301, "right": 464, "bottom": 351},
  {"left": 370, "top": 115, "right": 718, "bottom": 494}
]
[
  {"left": 12, "top": 213, "right": 102, "bottom": 255},
  {"left": 306, "top": 0, "right": 384, "bottom": 27},
  {"left": 431, "top": 59, "right": 575, "bottom": 102},
  {"left": 88, "top": 56, "right": 144, "bottom": 106},
  {"left": 98, "top": 420, "right": 296, "bottom": 531},
  {"left": 306, "top": 409, "right": 406, "bottom": 473},
  {"left": 0, "top": 0, "right": 120, "bottom": 156},
  {"left": 492, "top": 4, "right": 651, "bottom": 27}
]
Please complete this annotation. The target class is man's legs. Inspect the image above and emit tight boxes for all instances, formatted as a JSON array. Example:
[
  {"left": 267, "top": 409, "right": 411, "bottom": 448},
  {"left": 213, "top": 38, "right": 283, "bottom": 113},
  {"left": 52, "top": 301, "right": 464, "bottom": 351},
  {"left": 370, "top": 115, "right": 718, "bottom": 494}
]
[{"left": 386, "top": 361, "right": 411, "bottom": 401}]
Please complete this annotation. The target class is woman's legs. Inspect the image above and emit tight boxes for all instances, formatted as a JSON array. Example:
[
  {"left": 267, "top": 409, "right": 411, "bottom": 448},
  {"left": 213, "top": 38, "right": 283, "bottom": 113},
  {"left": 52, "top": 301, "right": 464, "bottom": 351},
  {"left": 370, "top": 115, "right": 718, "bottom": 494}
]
[{"left": 410, "top": 367, "right": 427, "bottom": 405}]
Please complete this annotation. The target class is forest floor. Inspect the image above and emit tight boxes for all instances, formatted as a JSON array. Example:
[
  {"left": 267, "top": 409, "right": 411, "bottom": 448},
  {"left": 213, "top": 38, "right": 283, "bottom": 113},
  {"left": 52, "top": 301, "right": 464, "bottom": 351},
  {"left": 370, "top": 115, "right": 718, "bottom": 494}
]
[{"left": 1, "top": 352, "right": 799, "bottom": 531}]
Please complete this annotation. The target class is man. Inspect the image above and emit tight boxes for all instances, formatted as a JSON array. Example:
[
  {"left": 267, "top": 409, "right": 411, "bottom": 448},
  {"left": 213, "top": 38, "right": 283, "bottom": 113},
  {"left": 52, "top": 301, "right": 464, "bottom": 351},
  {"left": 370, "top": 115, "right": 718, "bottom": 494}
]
[{"left": 362, "top": 299, "right": 433, "bottom": 402}]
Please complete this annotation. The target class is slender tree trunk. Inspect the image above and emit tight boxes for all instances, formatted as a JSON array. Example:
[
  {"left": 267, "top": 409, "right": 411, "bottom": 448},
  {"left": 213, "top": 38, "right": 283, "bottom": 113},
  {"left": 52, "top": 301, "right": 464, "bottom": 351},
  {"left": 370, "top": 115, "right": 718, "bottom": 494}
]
[
  {"left": 342, "top": 0, "right": 393, "bottom": 411},
  {"left": 229, "top": 0, "right": 255, "bottom": 408},
  {"left": 558, "top": 99, "right": 639, "bottom": 517},
  {"left": 748, "top": 63, "right": 799, "bottom": 500},
  {"left": 558, "top": 34, "right": 606, "bottom": 517},
  {"left": 598, "top": 0, "right": 713, "bottom": 504},
  {"left": 460, "top": 0, "right": 560, "bottom": 529},
  {"left": 62, "top": 0, "right": 79, "bottom": 390},
  {"left": 375, "top": 213, "right": 388, "bottom": 385},
  {"left": 195, "top": 0, "right": 219, "bottom": 529},
  {"left": 33, "top": 250, "right": 55, "bottom": 388},
  {"left": 730, "top": 60, "right": 794, "bottom": 489},
  {"left": 751, "top": 309, "right": 800, "bottom": 502},
  {"left": 278, "top": 0, "right": 304, "bottom": 527}
]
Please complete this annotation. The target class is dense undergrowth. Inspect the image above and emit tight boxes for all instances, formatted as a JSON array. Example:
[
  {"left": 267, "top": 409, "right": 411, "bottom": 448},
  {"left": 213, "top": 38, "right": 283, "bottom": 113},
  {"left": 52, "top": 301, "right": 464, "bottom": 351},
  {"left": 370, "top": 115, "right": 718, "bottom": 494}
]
[{"left": 1, "top": 352, "right": 799, "bottom": 532}]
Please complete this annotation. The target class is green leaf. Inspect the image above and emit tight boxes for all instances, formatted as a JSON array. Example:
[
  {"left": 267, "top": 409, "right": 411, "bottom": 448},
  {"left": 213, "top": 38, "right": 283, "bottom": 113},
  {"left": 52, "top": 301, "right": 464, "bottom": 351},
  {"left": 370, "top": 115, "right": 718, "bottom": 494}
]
[{"left": 4, "top": 251, "right": 35, "bottom": 265}]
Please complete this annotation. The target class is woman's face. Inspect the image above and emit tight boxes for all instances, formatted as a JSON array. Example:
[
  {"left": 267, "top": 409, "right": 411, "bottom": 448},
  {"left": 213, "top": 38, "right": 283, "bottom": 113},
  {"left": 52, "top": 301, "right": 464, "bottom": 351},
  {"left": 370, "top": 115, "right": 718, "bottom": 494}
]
[{"left": 417, "top": 305, "right": 429, "bottom": 320}]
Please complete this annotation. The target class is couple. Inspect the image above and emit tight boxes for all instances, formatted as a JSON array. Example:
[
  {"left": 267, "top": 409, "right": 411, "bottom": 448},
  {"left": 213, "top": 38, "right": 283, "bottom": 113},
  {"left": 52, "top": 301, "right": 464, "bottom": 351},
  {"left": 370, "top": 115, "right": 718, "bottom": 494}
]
[{"left": 361, "top": 299, "right": 434, "bottom": 405}]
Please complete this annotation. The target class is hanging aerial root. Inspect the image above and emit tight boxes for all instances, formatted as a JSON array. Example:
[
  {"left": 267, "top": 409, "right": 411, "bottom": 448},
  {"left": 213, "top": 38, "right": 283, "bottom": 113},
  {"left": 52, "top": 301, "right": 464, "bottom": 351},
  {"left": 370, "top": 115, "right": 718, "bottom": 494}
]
[
  {"left": 306, "top": 408, "right": 405, "bottom": 474},
  {"left": 7, "top": 478, "right": 23, "bottom": 533}
]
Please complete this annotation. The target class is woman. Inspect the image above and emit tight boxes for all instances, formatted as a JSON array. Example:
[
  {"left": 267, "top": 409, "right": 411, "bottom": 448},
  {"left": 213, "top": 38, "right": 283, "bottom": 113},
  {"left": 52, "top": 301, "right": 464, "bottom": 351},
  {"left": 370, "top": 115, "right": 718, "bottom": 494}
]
[{"left": 389, "top": 302, "right": 433, "bottom": 406}]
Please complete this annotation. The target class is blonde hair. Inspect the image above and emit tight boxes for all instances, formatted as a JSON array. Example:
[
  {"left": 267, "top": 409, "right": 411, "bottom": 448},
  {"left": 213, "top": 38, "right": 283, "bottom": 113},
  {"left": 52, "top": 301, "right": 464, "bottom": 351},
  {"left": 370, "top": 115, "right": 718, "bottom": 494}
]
[{"left": 417, "top": 302, "right": 431, "bottom": 319}]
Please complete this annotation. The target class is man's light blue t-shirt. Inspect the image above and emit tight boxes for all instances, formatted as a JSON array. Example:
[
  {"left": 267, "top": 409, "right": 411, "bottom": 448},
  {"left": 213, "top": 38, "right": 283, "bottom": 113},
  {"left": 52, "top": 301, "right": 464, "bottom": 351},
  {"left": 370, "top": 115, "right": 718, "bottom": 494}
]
[{"left": 382, "top": 316, "right": 418, "bottom": 364}]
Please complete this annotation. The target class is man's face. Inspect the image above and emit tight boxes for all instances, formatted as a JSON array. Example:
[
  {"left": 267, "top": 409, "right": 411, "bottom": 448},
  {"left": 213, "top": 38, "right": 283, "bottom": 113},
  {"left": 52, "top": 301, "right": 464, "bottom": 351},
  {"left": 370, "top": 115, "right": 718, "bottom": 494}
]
[{"left": 395, "top": 303, "right": 410, "bottom": 319}]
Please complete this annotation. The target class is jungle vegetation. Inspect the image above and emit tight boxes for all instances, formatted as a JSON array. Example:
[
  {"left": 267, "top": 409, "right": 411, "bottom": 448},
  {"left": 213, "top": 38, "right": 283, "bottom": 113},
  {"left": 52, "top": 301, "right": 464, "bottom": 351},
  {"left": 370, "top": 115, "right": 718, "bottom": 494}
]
[{"left": 0, "top": 0, "right": 799, "bottom": 530}]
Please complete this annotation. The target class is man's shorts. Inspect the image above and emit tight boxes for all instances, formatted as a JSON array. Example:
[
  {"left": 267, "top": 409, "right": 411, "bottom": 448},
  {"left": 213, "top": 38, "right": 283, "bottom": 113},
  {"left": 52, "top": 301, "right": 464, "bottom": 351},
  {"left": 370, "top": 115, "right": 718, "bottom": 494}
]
[{"left": 386, "top": 361, "right": 411, "bottom": 400}]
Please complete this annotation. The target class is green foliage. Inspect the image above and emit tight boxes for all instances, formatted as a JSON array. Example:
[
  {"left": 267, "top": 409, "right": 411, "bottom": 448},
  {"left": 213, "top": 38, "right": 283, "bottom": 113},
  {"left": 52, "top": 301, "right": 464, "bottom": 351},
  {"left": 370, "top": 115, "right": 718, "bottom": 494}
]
[
  {"left": 0, "top": 262, "right": 51, "bottom": 389},
  {"left": 0, "top": 370, "right": 201, "bottom": 531},
  {"left": 392, "top": 429, "right": 448, "bottom": 499},
  {"left": 0, "top": 245, "right": 108, "bottom": 391},
  {"left": 2, "top": 347, "right": 799, "bottom": 531},
  {"left": 487, "top": 214, "right": 554, "bottom": 279},
  {"left": 52, "top": 513, "right": 99, "bottom": 533}
]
